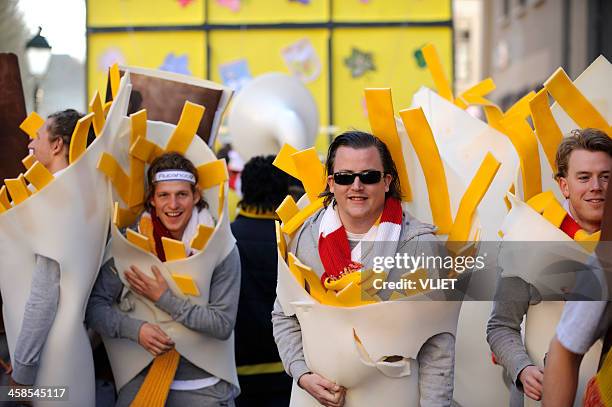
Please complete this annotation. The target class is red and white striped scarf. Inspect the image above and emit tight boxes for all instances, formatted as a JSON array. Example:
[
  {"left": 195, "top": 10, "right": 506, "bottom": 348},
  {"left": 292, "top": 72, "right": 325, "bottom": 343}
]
[{"left": 318, "top": 197, "right": 402, "bottom": 284}]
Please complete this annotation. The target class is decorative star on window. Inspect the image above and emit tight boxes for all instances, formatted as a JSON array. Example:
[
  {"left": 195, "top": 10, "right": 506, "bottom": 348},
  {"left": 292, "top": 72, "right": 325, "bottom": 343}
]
[
  {"left": 176, "top": 0, "right": 194, "bottom": 7},
  {"left": 344, "top": 47, "right": 376, "bottom": 78}
]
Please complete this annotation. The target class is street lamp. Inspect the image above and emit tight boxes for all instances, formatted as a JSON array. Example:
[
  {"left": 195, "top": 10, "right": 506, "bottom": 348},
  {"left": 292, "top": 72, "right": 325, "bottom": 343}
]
[{"left": 25, "top": 27, "right": 52, "bottom": 112}]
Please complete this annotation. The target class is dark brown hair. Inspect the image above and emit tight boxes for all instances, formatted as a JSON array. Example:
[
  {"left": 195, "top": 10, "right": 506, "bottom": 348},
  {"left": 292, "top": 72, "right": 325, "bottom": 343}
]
[{"left": 47, "top": 109, "right": 96, "bottom": 160}]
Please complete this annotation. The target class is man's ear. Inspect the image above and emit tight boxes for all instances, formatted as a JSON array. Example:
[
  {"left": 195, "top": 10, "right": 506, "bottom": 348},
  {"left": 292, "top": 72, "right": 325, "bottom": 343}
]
[
  {"left": 558, "top": 177, "right": 570, "bottom": 198},
  {"left": 194, "top": 187, "right": 202, "bottom": 204},
  {"left": 51, "top": 137, "right": 65, "bottom": 156},
  {"left": 327, "top": 175, "right": 335, "bottom": 194},
  {"left": 383, "top": 174, "right": 392, "bottom": 193}
]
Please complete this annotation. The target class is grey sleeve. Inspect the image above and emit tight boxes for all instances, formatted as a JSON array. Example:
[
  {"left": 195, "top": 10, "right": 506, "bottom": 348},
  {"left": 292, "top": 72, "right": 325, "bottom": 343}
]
[
  {"left": 271, "top": 296, "right": 310, "bottom": 382},
  {"left": 154, "top": 246, "right": 241, "bottom": 340},
  {"left": 12, "top": 255, "right": 60, "bottom": 385},
  {"left": 486, "top": 276, "right": 535, "bottom": 387},
  {"left": 85, "top": 258, "right": 145, "bottom": 342}
]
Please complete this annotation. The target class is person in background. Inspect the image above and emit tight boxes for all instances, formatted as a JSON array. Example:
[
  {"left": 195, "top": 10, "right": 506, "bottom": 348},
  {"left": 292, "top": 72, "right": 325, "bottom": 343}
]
[{"left": 231, "top": 155, "right": 292, "bottom": 407}]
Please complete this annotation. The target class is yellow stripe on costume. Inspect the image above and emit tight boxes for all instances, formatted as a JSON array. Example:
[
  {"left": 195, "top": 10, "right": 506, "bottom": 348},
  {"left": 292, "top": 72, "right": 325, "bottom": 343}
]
[
  {"left": 422, "top": 44, "right": 453, "bottom": 102},
  {"left": 165, "top": 101, "right": 204, "bottom": 154},
  {"left": 69, "top": 113, "right": 94, "bottom": 164},
  {"left": 130, "top": 348, "right": 180, "bottom": 407},
  {"left": 448, "top": 153, "right": 500, "bottom": 244},
  {"left": 24, "top": 161, "right": 54, "bottom": 191},
  {"left": 196, "top": 159, "right": 228, "bottom": 190},
  {"left": 365, "top": 88, "right": 412, "bottom": 202},
  {"left": 113, "top": 202, "right": 141, "bottom": 230},
  {"left": 276, "top": 195, "right": 300, "bottom": 225},
  {"left": 400, "top": 107, "right": 452, "bottom": 234},
  {"left": 190, "top": 224, "right": 214, "bottom": 251},
  {"left": 22, "top": 154, "right": 36, "bottom": 170},
  {"left": 457, "top": 78, "right": 496, "bottom": 107},
  {"left": 98, "top": 153, "right": 131, "bottom": 204},
  {"left": 291, "top": 148, "right": 326, "bottom": 204},
  {"left": 0, "top": 186, "right": 10, "bottom": 211},
  {"left": 89, "top": 91, "right": 105, "bottom": 137},
  {"left": 505, "top": 92, "right": 536, "bottom": 120},
  {"left": 19, "top": 112, "right": 45, "bottom": 139},
  {"left": 526, "top": 191, "right": 567, "bottom": 229},
  {"left": 273, "top": 144, "right": 300, "bottom": 180},
  {"left": 126, "top": 229, "right": 151, "bottom": 253},
  {"left": 499, "top": 116, "right": 542, "bottom": 201},
  {"left": 161, "top": 237, "right": 186, "bottom": 261},
  {"left": 237, "top": 362, "right": 285, "bottom": 376},
  {"left": 544, "top": 67, "right": 610, "bottom": 133},
  {"left": 130, "top": 137, "right": 164, "bottom": 164},
  {"left": 171, "top": 273, "right": 200, "bottom": 296},
  {"left": 276, "top": 221, "right": 287, "bottom": 261},
  {"left": 109, "top": 63, "right": 120, "bottom": 100},
  {"left": 5, "top": 175, "right": 31, "bottom": 205},
  {"left": 127, "top": 111, "right": 147, "bottom": 208},
  {"left": 281, "top": 197, "right": 325, "bottom": 235},
  {"left": 529, "top": 89, "right": 563, "bottom": 174}
]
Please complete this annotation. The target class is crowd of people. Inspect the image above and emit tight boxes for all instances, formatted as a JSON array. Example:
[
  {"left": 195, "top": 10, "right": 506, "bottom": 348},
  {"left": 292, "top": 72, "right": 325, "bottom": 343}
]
[{"left": 0, "top": 106, "right": 610, "bottom": 407}]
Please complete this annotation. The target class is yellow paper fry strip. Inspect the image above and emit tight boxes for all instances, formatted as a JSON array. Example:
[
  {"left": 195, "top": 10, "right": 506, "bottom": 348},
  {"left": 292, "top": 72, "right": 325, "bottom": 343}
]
[
  {"left": 19, "top": 112, "right": 45, "bottom": 139},
  {"left": 165, "top": 101, "right": 205, "bottom": 154},
  {"left": 529, "top": 89, "right": 563, "bottom": 174},
  {"left": 400, "top": 107, "right": 452, "bottom": 234},
  {"left": 273, "top": 144, "right": 300, "bottom": 180},
  {"left": 544, "top": 67, "right": 610, "bottom": 133},
  {"left": 365, "top": 88, "right": 412, "bottom": 201},
  {"left": 282, "top": 197, "right": 325, "bottom": 235},
  {"left": 130, "top": 137, "right": 164, "bottom": 164},
  {"left": 161, "top": 237, "right": 187, "bottom": 261},
  {"left": 422, "top": 43, "right": 453, "bottom": 102},
  {"left": 24, "top": 161, "right": 54, "bottom": 192},
  {"left": 190, "top": 224, "right": 215, "bottom": 251},
  {"left": 447, "top": 153, "right": 501, "bottom": 243},
  {"left": 98, "top": 153, "right": 131, "bottom": 204},
  {"left": 276, "top": 195, "right": 300, "bottom": 225},
  {"left": 21, "top": 154, "right": 36, "bottom": 170},
  {"left": 126, "top": 229, "right": 151, "bottom": 253},
  {"left": 291, "top": 148, "right": 326, "bottom": 204},
  {"left": 89, "top": 91, "right": 105, "bottom": 137},
  {"left": 69, "top": 113, "right": 94, "bottom": 164},
  {"left": 196, "top": 159, "right": 228, "bottom": 190},
  {"left": 109, "top": 63, "right": 120, "bottom": 100},
  {"left": 112, "top": 202, "right": 141, "bottom": 229},
  {"left": 0, "top": 186, "right": 10, "bottom": 212},
  {"left": 5, "top": 174, "right": 31, "bottom": 205},
  {"left": 171, "top": 273, "right": 200, "bottom": 296}
]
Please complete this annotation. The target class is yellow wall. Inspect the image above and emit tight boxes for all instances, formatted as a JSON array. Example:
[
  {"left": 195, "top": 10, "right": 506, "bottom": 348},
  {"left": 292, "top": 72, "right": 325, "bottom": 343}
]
[{"left": 87, "top": 0, "right": 452, "bottom": 151}]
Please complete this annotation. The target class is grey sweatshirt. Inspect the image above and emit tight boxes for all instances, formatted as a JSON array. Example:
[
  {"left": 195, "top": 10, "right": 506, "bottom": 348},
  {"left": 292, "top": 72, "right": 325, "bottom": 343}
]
[
  {"left": 12, "top": 255, "right": 60, "bottom": 385},
  {"left": 487, "top": 276, "right": 542, "bottom": 407},
  {"left": 271, "top": 207, "right": 456, "bottom": 406},
  {"left": 86, "top": 246, "right": 241, "bottom": 384}
]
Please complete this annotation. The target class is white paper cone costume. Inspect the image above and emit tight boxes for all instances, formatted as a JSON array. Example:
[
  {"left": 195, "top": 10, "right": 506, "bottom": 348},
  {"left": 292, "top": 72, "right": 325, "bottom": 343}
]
[
  {"left": 0, "top": 73, "right": 129, "bottom": 406},
  {"left": 95, "top": 67, "right": 240, "bottom": 394}
]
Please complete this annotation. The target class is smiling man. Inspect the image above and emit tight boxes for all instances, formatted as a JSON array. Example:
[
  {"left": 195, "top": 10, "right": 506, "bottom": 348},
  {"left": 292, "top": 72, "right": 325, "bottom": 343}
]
[
  {"left": 272, "top": 131, "right": 454, "bottom": 407},
  {"left": 86, "top": 152, "right": 241, "bottom": 406},
  {"left": 487, "top": 128, "right": 612, "bottom": 406}
]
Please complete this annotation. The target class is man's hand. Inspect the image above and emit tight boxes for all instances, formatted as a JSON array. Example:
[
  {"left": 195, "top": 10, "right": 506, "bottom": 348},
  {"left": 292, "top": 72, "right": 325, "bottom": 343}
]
[
  {"left": 125, "top": 265, "right": 169, "bottom": 302},
  {"left": 138, "top": 323, "right": 175, "bottom": 356},
  {"left": 298, "top": 372, "right": 346, "bottom": 407},
  {"left": 519, "top": 365, "right": 544, "bottom": 401}
]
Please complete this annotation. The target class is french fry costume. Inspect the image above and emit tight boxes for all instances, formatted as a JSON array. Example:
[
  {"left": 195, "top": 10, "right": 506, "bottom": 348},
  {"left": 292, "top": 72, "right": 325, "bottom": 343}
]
[
  {"left": 91, "top": 67, "right": 240, "bottom": 406},
  {"left": 492, "top": 55, "right": 611, "bottom": 407},
  {"left": 0, "top": 75, "right": 124, "bottom": 405},
  {"left": 271, "top": 45, "right": 514, "bottom": 406}
]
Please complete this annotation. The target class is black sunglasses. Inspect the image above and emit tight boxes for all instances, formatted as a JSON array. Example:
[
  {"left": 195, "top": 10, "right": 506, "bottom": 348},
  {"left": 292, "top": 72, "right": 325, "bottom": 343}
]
[{"left": 332, "top": 170, "right": 384, "bottom": 185}]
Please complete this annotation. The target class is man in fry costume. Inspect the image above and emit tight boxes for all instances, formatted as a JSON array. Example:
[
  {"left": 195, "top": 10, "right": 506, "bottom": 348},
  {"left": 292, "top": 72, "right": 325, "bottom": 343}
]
[
  {"left": 488, "top": 129, "right": 612, "bottom": 406},
  {"left": 272, "top": 131, "right": 457, "bottom": 407},
  {"left": 87, "top": 66, "right": 240, "bottom": 407},
  {"left": 87, "top": 152, "right": 241, "bottom": 406}
]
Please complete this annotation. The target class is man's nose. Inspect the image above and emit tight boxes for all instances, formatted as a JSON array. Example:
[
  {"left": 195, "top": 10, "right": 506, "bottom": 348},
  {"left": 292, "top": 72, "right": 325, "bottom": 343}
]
[
  {"left": 350, "top": 176, "right": 364, "bottom": 190},
  {"left": 590, "top": 176, "right": 604, "bottom": 191},
  {"left": 168, "top": 195, "right": 180, "bottom": 207}
]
